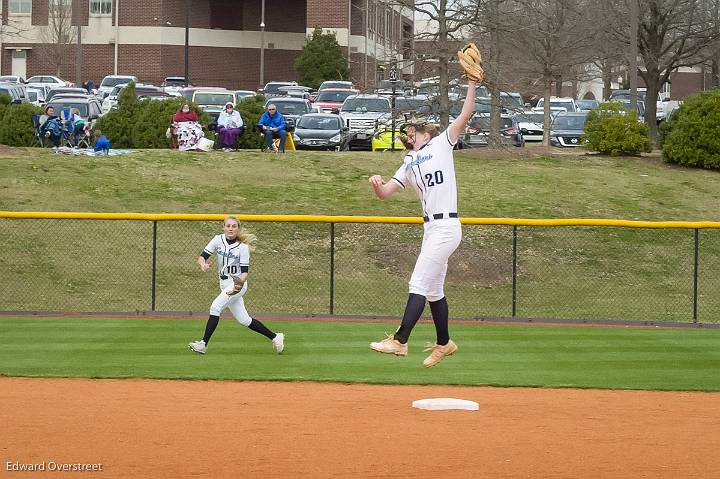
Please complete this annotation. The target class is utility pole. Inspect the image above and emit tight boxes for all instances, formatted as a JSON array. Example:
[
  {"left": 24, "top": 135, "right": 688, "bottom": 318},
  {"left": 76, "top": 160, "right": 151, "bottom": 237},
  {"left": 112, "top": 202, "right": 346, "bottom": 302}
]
[
  {"left": 184, "top": 0, "right": 190, "bottom": 86},
  {"left": 260, "top": 0, "right": 266, "bottom": 88},
  {"left": 75, "top": 0, "right": 82, "bottom": 87}
]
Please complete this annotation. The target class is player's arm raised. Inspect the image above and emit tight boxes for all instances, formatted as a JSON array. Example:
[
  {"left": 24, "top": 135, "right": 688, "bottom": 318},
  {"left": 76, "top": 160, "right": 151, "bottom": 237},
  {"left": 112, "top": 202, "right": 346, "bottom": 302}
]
[
  {"left": 369, "top": 174, "right": 402, "bottom": 200},
  {"left": 448, "top": 79, "right": 477, "bottom": 145}
]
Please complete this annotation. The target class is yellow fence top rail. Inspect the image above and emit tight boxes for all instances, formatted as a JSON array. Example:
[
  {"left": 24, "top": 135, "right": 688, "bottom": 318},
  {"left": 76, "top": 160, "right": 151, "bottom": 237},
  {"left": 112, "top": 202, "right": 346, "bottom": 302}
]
[{"left": 1, "top": 211, "right": 720, "bottom": 229}]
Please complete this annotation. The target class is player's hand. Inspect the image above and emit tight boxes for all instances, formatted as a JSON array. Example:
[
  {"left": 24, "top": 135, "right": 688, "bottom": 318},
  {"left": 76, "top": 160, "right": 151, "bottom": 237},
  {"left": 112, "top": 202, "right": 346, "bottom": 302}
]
[
  {"left": 198, "top": 260, "right": 210, "bottom": 272},
  {"left": 368, "top": 175, "right": 384, "bottom": 187}
]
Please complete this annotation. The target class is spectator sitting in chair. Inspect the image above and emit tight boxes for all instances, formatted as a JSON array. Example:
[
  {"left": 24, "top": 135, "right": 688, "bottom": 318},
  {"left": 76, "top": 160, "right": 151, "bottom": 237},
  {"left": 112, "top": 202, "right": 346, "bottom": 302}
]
[
  {"left": 172, "top": 103, "right": 204, "bottom": 151},
  {"left": 67, "top": 108, "right": 87, "bottom": 146},
  {"left": 39, "top": 106, "right": 62, "bottom": 148},
  {"left": 257, "top": 103, "right": 288, "bottom": 153},
  {"left": 216, "top": 102, "right": 244, "bottom": 151}
]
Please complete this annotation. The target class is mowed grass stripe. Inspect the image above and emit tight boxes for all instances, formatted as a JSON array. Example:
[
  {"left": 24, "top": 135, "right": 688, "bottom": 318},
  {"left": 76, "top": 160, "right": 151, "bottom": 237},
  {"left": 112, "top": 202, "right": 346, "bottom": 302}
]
[{"left": 1, "top": 316, "right": 719, "bottom": 391}]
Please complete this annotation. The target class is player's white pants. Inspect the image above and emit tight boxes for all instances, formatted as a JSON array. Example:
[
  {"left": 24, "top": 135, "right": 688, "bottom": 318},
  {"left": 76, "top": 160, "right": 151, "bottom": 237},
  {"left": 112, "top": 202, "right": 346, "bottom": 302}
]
[
  {"left": 409, "top": 218, "right": 462, "bottom": 302},
  {"left": 209, "top": 278, "right": 251, "bottom": 326}
]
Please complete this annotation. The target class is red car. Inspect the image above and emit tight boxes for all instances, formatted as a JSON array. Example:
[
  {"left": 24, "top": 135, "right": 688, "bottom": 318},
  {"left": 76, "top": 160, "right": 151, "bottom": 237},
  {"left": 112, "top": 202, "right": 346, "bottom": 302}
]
[{"left": 312, "top": 88, "right": 358, "bottom": 113}]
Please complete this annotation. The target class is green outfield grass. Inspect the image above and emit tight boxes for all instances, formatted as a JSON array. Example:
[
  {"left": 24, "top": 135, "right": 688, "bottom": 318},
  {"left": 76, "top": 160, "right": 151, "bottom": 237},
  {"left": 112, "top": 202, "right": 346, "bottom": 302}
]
[{"left": 1, "top": 316, "right": 719, "bottom": 391}]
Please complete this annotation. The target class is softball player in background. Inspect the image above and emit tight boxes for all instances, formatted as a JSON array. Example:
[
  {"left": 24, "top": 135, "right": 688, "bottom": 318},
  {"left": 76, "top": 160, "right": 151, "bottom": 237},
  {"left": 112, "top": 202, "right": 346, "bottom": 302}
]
[
  {"left": 188, "top": 216, "right": 284, "bottom": 355},
  {"left": 367, "top": 79, "right": 479, "bottom": 367}
]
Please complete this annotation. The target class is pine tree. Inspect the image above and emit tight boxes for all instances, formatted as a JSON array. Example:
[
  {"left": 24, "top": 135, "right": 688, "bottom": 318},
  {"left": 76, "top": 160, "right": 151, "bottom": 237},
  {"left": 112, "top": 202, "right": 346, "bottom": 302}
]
[{"left": 294, "top": 28, "right": 350, "bottom": 90}]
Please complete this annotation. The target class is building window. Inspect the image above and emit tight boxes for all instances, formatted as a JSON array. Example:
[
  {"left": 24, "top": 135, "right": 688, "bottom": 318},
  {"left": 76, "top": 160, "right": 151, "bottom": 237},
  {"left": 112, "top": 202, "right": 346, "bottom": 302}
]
[
  {"left": 50, "top": 0, "right": 72, "bottom": 14},
  {"left": 8, "top": 0, "right": 32, "bottom": 14},
  {"left": 90, "top": 0, "right": 113, "bottom": 15}
]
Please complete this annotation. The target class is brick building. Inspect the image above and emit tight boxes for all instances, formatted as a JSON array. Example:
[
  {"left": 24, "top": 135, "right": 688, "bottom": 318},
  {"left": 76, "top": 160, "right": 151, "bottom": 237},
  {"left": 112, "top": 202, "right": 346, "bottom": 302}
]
[{"left": 0, "top": 0, "right": 414, "bottom": 91}]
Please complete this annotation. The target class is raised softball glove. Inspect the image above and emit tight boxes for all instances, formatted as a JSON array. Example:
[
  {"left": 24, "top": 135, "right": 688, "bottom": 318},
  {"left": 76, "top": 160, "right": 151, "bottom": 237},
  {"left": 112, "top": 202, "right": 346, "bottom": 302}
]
[
  {"left": 457, "top": 42, "right": 484, "bottom": 82},
  {"left": 227, "top": 274, "right": 245, "bottom": 296}
]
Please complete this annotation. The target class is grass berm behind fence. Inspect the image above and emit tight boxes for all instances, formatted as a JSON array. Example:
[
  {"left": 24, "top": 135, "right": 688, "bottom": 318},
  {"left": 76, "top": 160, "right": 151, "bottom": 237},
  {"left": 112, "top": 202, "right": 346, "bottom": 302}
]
[{"left": 1, "top": 147, "right": 720, "bottom": 321}]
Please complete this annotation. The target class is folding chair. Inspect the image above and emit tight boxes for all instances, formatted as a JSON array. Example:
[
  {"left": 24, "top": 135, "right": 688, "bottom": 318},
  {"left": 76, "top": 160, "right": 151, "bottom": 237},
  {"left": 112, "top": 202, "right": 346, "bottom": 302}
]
[
  {"left": 74, "top": 126, "right": 91, "bottom": 148},
  {"left": 31, "top": 113, "right": 44, "bottom": 147}
]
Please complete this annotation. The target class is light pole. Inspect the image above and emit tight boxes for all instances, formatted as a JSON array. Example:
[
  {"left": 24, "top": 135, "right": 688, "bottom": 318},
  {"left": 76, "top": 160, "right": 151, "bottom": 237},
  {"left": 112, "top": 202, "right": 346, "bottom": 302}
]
[
  {"left": 114, "top": 0, "right": 120, "bottom": 74},
  {"left": 259, "top": 0, "right": 266, "bottom": 88},
  {"left": 184, "top": 0, "right": 190, "bottom": 86}
]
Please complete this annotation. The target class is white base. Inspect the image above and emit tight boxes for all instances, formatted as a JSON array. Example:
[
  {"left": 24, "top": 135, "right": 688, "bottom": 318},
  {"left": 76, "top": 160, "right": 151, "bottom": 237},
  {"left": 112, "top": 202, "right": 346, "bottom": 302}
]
[{"left": 412, "top": 398, "right": 479, "bottom": 411}]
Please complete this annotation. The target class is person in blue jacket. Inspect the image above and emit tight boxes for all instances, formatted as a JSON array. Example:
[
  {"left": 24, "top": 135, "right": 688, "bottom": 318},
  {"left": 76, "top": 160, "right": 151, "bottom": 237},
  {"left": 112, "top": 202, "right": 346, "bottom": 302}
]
[{"left": 257, "top": 103, "right": 288, "bottom": 153}]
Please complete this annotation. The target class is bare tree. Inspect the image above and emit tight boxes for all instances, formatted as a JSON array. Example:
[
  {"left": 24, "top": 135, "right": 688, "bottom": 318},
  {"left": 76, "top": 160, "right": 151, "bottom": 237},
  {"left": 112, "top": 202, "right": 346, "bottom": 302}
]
[
  {"left": 405, "top": 0, "right": 480, "bottom": 127},
  {"left": 710, "top": 0, "right": 720, "bottom": 87},
  {"left": 40, "top": 0, "right": 76, "bottom": 76},
  {"left": 504, "top": 0, "right": 603, "bottom": 145},
  {"left": 617, "top": 0, "right": 720, "bottom": 140}
]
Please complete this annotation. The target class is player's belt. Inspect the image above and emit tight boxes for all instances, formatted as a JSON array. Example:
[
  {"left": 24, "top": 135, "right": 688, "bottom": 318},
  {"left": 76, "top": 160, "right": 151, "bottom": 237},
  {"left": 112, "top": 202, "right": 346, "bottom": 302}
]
[
  {"left": 220, "top": 275, "right": 229, "bottom": 280},
  {"left": 423, "top": 212, "right": 458, "bottom": 222}
]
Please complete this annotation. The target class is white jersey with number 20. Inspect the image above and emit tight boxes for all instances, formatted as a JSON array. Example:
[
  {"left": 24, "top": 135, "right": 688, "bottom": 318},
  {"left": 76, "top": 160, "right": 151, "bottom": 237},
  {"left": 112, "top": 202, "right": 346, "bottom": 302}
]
[{"left": 390, "top": 129, "right": 457, "bottom": 217}]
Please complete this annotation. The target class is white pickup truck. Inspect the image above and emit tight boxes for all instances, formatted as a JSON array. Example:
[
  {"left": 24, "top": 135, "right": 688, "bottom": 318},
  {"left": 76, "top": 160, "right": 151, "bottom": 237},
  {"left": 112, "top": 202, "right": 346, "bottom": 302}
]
[{"left": 340, "top": 94, "right": 392, "bottom": 150}]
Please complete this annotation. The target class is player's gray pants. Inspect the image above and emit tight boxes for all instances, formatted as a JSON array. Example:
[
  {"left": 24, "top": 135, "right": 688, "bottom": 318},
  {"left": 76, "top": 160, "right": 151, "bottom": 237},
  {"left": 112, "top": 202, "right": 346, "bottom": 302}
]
[
  {"left": 209, "top": 278, "right": 252, "bottom": 326},
  {"left": 409, "top": 219, "right": 462, "bottom": 302}
]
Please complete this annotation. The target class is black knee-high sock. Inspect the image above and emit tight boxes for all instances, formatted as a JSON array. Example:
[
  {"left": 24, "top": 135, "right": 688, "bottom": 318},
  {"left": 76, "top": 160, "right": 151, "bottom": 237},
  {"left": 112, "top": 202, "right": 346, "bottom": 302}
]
[
  {"left": 429, "top": 297, "right": 449, "bottom": 346},
  {"left": 393, "top": 293, "right": 426, "bottom": 344},
  {"left": 202, "top": 314, "right": 220, "bottom": 344},
  {"left": 248, "top": 318, "right": 276, "bottom": 340}
]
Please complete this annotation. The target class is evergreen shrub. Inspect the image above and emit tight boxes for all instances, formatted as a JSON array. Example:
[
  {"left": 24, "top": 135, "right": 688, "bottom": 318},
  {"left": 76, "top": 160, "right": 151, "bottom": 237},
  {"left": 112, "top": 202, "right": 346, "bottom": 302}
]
[
  {"left": 233, "top": 95, "right": 266, "bottom": 150},
  {"left": 95, "top": 82, "right": 213, "bottom": 148},
  {"left": 0, "top": 98, "right": 41, "bottom": 147},
  {"left": 583, "top": 102, "right": 651, "bottom": 156},
  {"left": 662, "top": 88, "right": 720, "bottom": 170}
]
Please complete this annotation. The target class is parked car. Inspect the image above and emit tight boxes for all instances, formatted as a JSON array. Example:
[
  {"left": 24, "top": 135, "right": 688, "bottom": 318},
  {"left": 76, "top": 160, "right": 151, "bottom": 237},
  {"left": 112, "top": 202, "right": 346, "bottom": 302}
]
[
  {"left": 0, "top": 82, "right": 25, "bottom": 103},
  {"left": 176, "top": 87, "right": 234, "bottom": 121},
  {"left": 278, "top": 85, "right": 313, "bottom": 100},
  {"left": 514, "top": 111, "right": 546, "bottom": 141},
  {"left": 415, "top": 82, "right": 461, "bottom": 101},
  {"left": 318, "top": 80, "right": 354, "bottom": 91},
  {"left": 312, "top": 88, "right": 358, "bottom": 113},
  {"left": 371, "top": 117, "right": 411, "bottom": 151},
  {"left": 609, "top": 88, "right": 675, "bottom": 122},
  {"left": 161, "top": 76, "right": 189, "bottom": 96},
  {"left": 26, "top": 75, "right": 72, "bottom": 89},
  {"left": 392, "top": 96, "right": 428, "bottom": 115},
  {"left": 576, "top": 99, "right": 599, "bottom": 112},
  {"left": 535, "top": 96, "right": 578, "bottom": 113},
  {"left": 339, "top": 94, "right": 392, "bottom": 150},
  {"left": 500, "top": 92, "right": 524, "bottom": 113},
  {"left": 98, "top": 75, "right": 138, "bottom": 98},
  {"left": 25, "top": 86, "right": 45, "bottom": 106},
  {"left": 234, "top": 90, "right": 257, "bottom": 102},
  {"left": 0, "top": 75, "right": 25, "bottom": 84},
  {"left": 102, "top": 84, "right": 167, "bottom": 113},
  {"left": 46, "top": 96, "right": 104, "bottom": 120},
  {"left": 292, "top": 113, "right": 351, "bottom": 151},
  {"left": 264, "top": 97, "right": 313, "bottom": 130},
  {"left": 260, "top": 81, "right": 298, "bottom": 98},
  {"left": 461, "top": 113, "right": 525, "bottom": 148},
  {"left": 45, "top": 87, "right": 90, "bottom": 103},
  {"left": 549, "top": 111, "right": 588, "bottom": 147},
  {"left": 614, "top": 99, "right": 646, "bottom": 123}
]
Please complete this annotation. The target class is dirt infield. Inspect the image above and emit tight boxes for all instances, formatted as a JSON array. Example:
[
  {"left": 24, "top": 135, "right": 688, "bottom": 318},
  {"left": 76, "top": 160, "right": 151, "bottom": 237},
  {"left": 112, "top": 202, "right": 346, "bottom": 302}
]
[{"left": 2, "top": 378, "right": 719, "bottom": 479}]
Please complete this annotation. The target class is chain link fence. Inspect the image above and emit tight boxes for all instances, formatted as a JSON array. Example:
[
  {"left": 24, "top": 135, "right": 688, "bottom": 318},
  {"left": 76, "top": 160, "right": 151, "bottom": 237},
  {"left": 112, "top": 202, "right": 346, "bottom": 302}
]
[{"left": 1, "top": 214, "right": 719, "bottom": 323}]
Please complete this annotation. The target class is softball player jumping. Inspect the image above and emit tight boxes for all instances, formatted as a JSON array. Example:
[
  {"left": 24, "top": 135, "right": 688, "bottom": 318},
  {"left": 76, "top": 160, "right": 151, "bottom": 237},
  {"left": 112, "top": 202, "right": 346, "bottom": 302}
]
[
  {"left": 368, "top": 79, "right": 479, "bottom": 367},
  {"left": 188, "top": 216, "right": 284, "bottom": 355}
]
